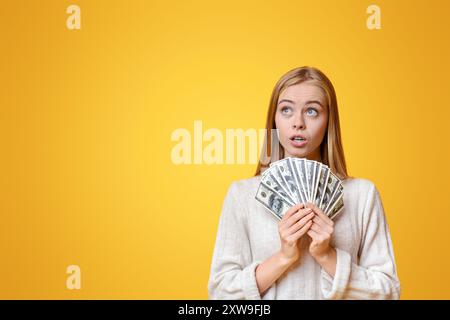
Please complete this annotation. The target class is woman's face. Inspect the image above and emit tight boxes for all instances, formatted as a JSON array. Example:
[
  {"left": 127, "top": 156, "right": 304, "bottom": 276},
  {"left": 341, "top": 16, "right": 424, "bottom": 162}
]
[{"left": 275, "top": 82, "right": 328, "bottom": 161}]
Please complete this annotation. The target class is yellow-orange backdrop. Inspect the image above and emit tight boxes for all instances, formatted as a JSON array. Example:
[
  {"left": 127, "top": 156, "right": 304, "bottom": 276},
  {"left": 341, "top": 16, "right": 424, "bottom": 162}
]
[{"left": 1, "top": 0, "right": 449, "bottom": 299}]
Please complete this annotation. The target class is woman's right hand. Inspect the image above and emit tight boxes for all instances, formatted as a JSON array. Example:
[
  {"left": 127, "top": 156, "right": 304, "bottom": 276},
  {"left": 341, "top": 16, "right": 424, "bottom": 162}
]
[{"left": 278, "top": 203, "right": 314, "bottom": 264}]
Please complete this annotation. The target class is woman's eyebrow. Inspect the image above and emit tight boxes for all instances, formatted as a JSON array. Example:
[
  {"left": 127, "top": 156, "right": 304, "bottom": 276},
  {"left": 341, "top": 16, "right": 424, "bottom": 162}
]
[
  {"left": 278, "top": 99, "right": 295, "bottom": 105},
  {"left": 278, "top": 99, "right": 324, "bottom": 107}
]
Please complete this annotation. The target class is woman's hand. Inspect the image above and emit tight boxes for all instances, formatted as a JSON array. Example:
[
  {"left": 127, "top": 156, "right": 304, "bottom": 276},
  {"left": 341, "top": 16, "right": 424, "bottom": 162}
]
[
  {"left": 305, "top": 202, "right": 336, "bottom": 265},
  {"left": 278, "top": 203, "right": 315, "bottom": 264}
]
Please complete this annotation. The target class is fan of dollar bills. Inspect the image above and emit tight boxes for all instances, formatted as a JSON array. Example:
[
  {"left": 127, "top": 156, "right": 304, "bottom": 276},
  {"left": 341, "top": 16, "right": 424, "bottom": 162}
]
[{"left": 255, "top": 157, "right": 344, "bottom": 221}]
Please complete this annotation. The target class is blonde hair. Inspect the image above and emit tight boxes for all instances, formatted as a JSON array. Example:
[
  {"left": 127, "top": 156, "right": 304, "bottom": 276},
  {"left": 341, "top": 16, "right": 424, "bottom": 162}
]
[{"left": 255, "top": 66, "right": 350, "bottom": 180}]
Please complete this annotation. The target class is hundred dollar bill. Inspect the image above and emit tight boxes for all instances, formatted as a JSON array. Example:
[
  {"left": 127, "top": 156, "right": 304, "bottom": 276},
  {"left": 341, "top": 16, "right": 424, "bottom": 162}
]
[
  {"left": 294, "top": 158, "right": 309, "bottom": 205},
  {"left": 261, "top": 171, "right": 295, "bottom": 206},
  {"left": 324, "top": 182, "right": 343, "bottom": 215},
  {"left": 273, "top": 159, "right": 301, "bottom": 203},
  {"left": 270, "top": 167, "right": 297, "bottom": 204},
  {"left": 313, "top": 164, "right": 330, "bottom": 207},
  {"left": 304, "top": 159, "right": 315, "bottom": 202},
  {"left": 255, "top": 183, "right": 292, "bottom": 220},
  {"left": 257, "top": 157, "right": 345, "bottom": 220},
  {"left": 328, "top": 193, "right": 344, "bottom": 220},
  {"left": 319, "top": 171, "right": 340, "bottom": 211},
  {"left": 310, "top": 161, "right": 321, "bottom": 203},
  {"left": 287, "top": 158, "right": 307, "bottom": 204}
]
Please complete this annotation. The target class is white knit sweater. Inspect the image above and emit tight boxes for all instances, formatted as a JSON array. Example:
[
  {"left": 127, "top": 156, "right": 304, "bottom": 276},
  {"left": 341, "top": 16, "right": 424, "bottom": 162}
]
[{"left": 208, "top": 175, "right": 401, "bottom": 300}]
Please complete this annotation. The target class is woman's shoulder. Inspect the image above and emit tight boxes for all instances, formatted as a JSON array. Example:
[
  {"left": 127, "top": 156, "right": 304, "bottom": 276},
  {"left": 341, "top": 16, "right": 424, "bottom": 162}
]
[
  {"left": 228, "top": 175, "right": 262, "bottom": 194},
  {"left": 342, "top": 176, "right": 379, "bottom": 196},
  {"left": 222, "top": 176, "right": 261, "bottom": 210}
]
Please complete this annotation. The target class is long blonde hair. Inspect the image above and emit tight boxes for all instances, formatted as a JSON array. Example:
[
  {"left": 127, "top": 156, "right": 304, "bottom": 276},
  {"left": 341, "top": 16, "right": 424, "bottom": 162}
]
[{"left": 255, "top": 66, "right": 349, "bottom": 180}]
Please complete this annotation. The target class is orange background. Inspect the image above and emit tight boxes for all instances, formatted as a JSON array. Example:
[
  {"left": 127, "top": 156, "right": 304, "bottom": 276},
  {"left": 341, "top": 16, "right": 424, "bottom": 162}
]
[{"left": 1, "top": 0, "right": 449, "bottom": 299}]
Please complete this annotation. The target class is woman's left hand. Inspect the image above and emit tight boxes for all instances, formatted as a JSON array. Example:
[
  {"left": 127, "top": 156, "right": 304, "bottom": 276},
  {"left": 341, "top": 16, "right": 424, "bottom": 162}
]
[{"left": 305, "top": 202, "right": 335, "bottom": 261}]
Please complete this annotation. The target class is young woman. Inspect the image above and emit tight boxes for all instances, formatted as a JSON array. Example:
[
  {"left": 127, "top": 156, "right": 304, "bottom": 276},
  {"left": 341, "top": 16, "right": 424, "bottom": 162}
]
[{"left": 207, "top": 66, "right": 400, "bottom": 299}]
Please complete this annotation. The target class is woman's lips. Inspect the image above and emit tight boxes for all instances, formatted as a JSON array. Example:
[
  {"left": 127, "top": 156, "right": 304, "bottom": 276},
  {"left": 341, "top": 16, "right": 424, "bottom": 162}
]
[{"left": 290, "top": 138, "right": 307, "bottom": 147}]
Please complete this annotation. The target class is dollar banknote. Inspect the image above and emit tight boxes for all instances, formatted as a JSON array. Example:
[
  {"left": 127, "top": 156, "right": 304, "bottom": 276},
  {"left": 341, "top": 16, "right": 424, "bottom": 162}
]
[{"left": 255, "top": 157, "right": 344, "bottom": 221}]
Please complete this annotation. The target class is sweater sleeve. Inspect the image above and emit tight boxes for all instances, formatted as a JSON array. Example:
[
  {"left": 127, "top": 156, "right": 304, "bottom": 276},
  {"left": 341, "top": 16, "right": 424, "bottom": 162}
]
[
  {"left": 208, "top": 182, "right": 262, "bottom": 300},
  {"left": 320, "top": 183, "right": 401, "bottom": 300}
]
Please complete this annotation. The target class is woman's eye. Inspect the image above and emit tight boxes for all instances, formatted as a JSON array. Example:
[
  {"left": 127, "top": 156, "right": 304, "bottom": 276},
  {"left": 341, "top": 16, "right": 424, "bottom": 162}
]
[
  {"left": 306, "top": 107, "right": 318, "bottom": 117},
  {"left": 281, "top": 106, "right": 292, "bottom": 115}
]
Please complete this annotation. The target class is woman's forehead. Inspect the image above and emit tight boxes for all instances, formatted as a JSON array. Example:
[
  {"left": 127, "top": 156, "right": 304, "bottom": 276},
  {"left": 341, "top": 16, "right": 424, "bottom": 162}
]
[{"left": 278, "top": 83, "right": 326, "bottom": 105}]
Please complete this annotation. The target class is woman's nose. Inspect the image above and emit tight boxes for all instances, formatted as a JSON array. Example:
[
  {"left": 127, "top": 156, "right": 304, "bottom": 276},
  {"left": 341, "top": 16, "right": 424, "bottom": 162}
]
[{"left": 292, "top": 114, "right": 305, "bottom": 129}]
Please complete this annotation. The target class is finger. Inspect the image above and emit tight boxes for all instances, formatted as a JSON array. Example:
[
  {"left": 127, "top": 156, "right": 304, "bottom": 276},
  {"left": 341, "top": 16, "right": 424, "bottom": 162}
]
[
  {"left": 286, "top": 211, "right": 315, "bottom": 236},
  {"left": 279, "top": 203, "right": 305, "bottom": 229},
  {"left": 288, "top": 220, "right": 313, "bottom": 242},
  {"left": 311, "top": 222, "right": 329, "bottom": 237},
  {"left": 281, "top": 203, "right": 305, "bottom": 222},
  {"left": 312, "top": 216, "right": 327, "bottom": 228},
  {"left": 307, "top": 228, "right": 322, "bottom": 241},
  {"left": 312, "top": 216, "right": 334, "bottom": 234},
  {"left": 285, "top": 207, "right": 313, "bottom": 228},
  {"left": 309, "top": 222, "right": 323, "bottom": 234},
  {"left": 309, "top": 202, "right": 333, "bottom": 227}
]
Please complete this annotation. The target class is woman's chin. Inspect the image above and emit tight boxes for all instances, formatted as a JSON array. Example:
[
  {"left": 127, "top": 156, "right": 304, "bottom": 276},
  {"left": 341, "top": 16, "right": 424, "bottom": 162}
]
[{"left": 285, "top": 147, "right": 308, "bottom": 158}]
